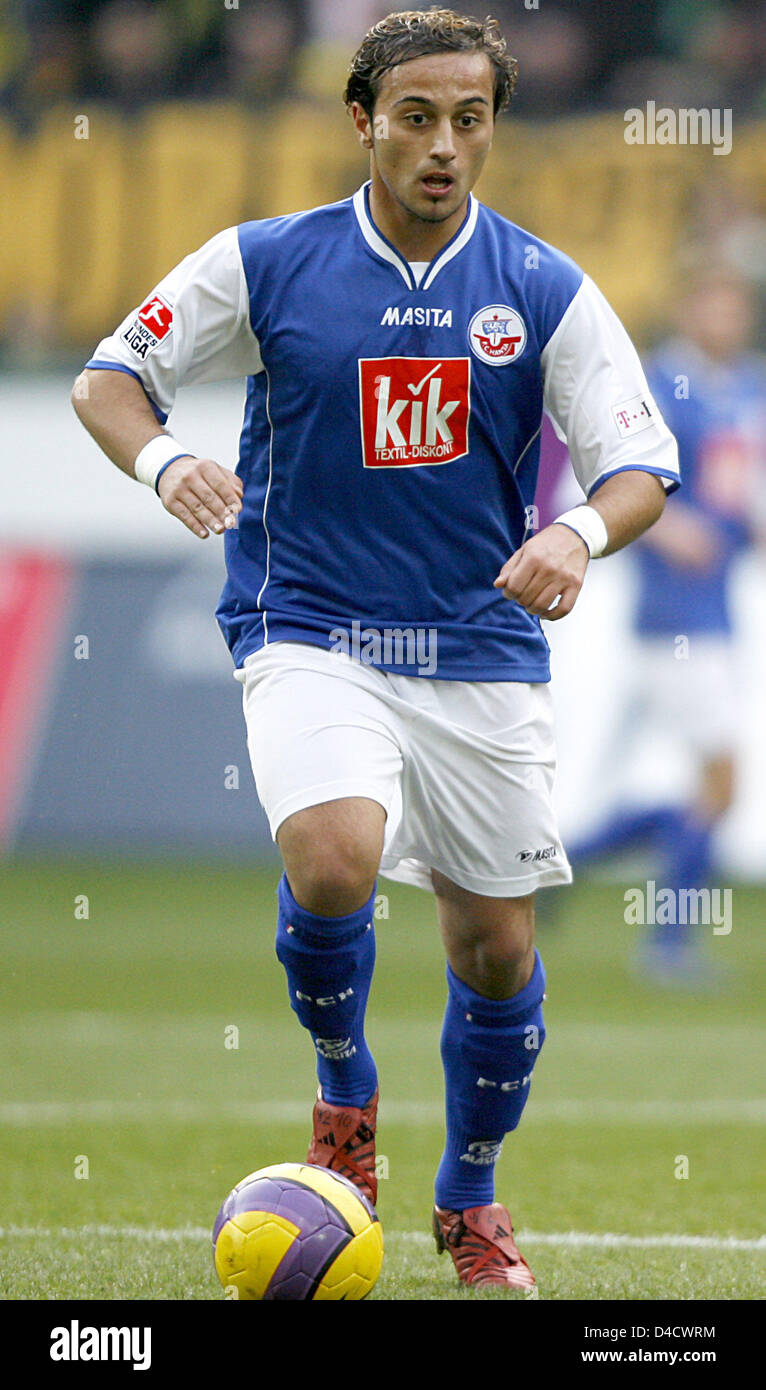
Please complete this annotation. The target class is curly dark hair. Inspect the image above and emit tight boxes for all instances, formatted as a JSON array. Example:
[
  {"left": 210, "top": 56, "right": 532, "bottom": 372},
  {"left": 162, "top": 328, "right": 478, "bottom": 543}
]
[{"left": 344, "top": 7, "right": 518, "bottom": 119}]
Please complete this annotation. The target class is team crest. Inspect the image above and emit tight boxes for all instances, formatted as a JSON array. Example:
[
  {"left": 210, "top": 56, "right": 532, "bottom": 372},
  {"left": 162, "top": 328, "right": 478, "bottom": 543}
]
[{"left": 468, "top": 304, "right": 526, "bottom": 366}]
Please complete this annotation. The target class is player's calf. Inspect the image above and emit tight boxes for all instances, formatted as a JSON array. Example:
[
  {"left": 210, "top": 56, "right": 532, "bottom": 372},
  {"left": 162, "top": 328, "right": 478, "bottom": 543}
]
[
  {"left": 432, "top": 955, "right": 545, "bottom": 1291},
  {"left": 274, "top": 873, "right": 378, "bottom": 1110},
  {"left": 434, "top": 952, "right": 546, "bottom": 1212}
]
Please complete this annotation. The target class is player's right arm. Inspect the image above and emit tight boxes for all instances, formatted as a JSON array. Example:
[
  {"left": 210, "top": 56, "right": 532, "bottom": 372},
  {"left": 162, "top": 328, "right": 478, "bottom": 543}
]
[
  {"left": 71, "top": 226, "right": 262, "bottom": 538},
  {"left": 72, "top": 369, "right": 242, "bottom": 538}
]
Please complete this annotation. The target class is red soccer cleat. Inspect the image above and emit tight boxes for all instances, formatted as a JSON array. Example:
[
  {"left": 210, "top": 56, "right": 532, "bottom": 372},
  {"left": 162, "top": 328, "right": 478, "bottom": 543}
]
[
  {"left": 306, "top": 1088, "right": 379, "bottom": 1207},
  {"left": 433, "top": 1202, "right": 536, "bottom": 1292}
]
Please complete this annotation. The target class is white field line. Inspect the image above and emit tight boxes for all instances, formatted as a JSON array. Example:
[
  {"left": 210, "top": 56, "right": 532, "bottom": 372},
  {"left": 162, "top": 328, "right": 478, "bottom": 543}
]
[
  {"left": 0, "top": 1224, "right": 763, "bottom": 1253},
  {"left": 1, "top": 1097, "right": 765, "bottom": 1126}
]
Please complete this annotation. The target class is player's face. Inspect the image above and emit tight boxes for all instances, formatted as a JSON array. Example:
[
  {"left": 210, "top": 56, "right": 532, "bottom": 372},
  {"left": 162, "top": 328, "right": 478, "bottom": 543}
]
[
  {"left": 683, "top": 281, "right": 755, "bottom": 361},
  {"left": 356, "top": 51, "right": 495, "bottom": 230}
]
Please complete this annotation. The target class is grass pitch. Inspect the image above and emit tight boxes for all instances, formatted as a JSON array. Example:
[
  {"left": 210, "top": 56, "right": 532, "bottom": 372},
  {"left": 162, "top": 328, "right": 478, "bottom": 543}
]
[{"left": 0, "top": 860, "right": 763, "bottom": 1300}]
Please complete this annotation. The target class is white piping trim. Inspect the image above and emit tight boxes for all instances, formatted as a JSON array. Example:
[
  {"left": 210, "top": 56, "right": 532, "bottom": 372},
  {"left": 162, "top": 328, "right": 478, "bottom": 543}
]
[
  {"left": 353, "top": 185, "right": 413, "bottom": 288},
  {"left": 255, "top": 367, "right": 275, "bottom": 643},
  {"left": 514, "top": 422, "right": 544, "bottom": 546},
  {"left": 352, "top": 183, "right": 479, "bottom": 291},
  {"left": 513, "top": 421, "right": 543, "bottom": 476},
  {"left": 422, "top": 194, "right": 479, "bottom": 289}
]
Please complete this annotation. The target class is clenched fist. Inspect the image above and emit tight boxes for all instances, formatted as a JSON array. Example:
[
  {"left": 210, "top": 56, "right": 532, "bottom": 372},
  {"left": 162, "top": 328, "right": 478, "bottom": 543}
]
[{"left": 494, "top": 523, "right": 590, "bottom": 620}]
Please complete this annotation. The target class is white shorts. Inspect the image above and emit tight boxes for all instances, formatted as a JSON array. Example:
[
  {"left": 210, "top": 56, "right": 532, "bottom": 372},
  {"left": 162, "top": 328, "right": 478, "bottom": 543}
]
[
  {"left": 634, "top": 634, "right": 739, "bottom": 757},
  {"left": 235, "top": 643, "right": 572, "bottom": 898}
]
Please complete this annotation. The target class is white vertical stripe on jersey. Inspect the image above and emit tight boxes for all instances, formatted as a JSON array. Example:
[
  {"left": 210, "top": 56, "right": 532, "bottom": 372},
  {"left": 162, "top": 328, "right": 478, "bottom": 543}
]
[{"left": 256, "top": 366, "right": 276, "bottom": 645}]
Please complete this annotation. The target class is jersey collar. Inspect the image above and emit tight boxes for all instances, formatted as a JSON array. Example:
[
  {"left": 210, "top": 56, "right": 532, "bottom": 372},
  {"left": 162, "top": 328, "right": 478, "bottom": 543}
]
[{"left": 352, "top": 181, "right": 479, "bottom": 292}]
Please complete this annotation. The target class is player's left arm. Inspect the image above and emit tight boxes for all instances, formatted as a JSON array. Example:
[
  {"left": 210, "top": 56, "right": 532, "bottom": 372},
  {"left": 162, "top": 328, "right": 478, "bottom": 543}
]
[
  {"left": 494, "top": 469, "right": 665, "bottom": 619},
  {"left": 495, "top": 273, "right": 680, "bottom": 621}
]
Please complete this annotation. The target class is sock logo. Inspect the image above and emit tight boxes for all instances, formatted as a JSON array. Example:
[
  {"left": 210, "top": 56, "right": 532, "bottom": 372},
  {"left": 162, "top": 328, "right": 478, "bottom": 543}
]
[
  {"left": 459, "top": 1140, "right": 504, "bottom": 1165},
  {"left": 476, "top": 1075, "right": 531, "bottom": 1092},
  {"left": 315, "top": 1036, "right": 357, "bottom": 1061},
  {"left": 296, "top": 988, "right": 354, "bottom": 1007}
]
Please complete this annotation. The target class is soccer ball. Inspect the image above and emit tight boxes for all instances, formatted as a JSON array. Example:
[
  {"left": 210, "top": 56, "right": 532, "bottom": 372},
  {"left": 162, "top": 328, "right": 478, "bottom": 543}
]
[{"left": 212, "top": 1162, "right": 384, "bottom": 1300}]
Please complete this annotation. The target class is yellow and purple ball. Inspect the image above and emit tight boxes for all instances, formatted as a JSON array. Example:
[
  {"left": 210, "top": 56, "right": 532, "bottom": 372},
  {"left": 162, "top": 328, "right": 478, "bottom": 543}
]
[{"left": 212, "top": 1162, "right": 384, "bottom": 1300}]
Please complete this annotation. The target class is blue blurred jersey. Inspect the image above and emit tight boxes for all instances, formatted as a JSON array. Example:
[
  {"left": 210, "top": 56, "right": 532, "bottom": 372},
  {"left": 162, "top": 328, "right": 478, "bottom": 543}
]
[{"left": 635, "top": 341, "right": 765, "bottom": 636}]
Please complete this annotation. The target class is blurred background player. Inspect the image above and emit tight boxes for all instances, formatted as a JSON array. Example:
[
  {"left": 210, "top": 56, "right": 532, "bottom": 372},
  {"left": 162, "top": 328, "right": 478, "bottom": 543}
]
[{"left": 568, "top": 264, "right": 766, "bottom": 985}]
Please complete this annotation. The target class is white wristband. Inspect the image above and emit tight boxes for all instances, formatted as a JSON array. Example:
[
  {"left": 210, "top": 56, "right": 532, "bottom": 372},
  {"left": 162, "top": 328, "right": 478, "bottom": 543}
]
[
  {"left": 553, "top": 504, "right": 609, "bottom": 559},
  {"left": 134, "top": 435, "right": 195, "bottom": 492}
]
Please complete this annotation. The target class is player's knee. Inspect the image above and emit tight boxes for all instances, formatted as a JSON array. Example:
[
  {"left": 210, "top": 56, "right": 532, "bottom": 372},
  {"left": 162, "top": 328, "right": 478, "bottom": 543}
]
[
  {"left": 281, "top": 837, "right": 378, "bottom": 917},
  {"left": 439, "top": 885, "right": 536, "bottom": 999},
  {"left": 455, "top": 931, "right": 535, "bottom": 1000},
  {"left": 277, "top": 801, "right": 383, "bottom": 916},
  {"left": 700, "top": 754, "right": 736, "bottom": 818},
  {"left": 293, "top": 859, "right": 377, "bottom": 916}
]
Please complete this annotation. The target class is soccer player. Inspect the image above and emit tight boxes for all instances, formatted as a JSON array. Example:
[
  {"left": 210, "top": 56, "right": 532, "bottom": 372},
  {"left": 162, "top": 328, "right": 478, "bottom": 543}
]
[
  {"left": 569, "top": 265, "right": 764, "bottom": 985},
  {"left": 71, "top": 9, "right": 679, "bottom": 1292}
]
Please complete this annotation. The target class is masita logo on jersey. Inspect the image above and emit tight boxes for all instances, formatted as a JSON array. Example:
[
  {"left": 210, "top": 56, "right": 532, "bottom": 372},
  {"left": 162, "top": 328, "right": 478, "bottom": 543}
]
[
  {"left": 380, "top": 305, "right": 453, "bottom": 328},
  {"left": 358, "top": 357, "right": 470, "bottom": 468},
  {"left": 121, "top": 293, "right": 173, "bottom": 360},
  {"left": 468, "top": 305, "right": 527, "bottom": 366}
]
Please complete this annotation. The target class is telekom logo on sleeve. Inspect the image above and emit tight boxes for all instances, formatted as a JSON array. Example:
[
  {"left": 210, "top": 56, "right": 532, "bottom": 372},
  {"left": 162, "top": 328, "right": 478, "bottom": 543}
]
[
  {"left": 358, "top": 357, "right": 471, "bottom": 467},
  {"left": 611, "top": 393, "right": 654, "bottom": 439}
]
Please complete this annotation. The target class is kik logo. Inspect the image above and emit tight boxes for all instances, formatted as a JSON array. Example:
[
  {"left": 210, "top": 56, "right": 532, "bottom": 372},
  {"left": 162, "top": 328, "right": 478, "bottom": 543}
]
[{"left": 358, "top": 356, "right": 471, "bottom": 468}]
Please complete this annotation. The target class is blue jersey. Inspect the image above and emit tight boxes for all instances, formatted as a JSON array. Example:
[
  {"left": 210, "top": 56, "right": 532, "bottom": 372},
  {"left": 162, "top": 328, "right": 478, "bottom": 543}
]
[
  {"left": 87, "top": 183, "right": 679, "bottom": 680},
  {"left": 634, "top": 341, "right": 765, "bottom": 636}
]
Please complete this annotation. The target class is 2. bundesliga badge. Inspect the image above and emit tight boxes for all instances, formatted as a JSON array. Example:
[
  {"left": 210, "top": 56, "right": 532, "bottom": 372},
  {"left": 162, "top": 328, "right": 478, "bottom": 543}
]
[
  {"left": 468, "top": 305, "right": 527, "bottom": 366},
  {"left": 121, "top": 294, "right": 173, "bottom": 361}
]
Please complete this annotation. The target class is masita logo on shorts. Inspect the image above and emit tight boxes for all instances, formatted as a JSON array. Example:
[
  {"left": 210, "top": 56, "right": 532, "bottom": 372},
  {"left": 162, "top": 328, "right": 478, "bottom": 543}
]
[
  {"left": 516, "top": 845, "right": 558, "bottom": 863},
  {"left": 121, "top": 293, "right": 173, "bottom": 360},
  {"left": 358, "top": 356, "right": 470, "bottom": 467},
  {"left": 468, "top": 304, "right": 526, "bottom": 366}
]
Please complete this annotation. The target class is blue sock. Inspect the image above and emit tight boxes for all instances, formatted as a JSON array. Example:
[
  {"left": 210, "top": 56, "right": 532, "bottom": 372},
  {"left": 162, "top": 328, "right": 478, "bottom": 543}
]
[
  {"left": 652, "top": 810, "right": 715, "bottom": 952},
  {"left": 434, "top": 952, "right": 546, "bottom": 1211},
  {"left": 275, "top": 874, "right": 377, "bottom": 1107}
]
